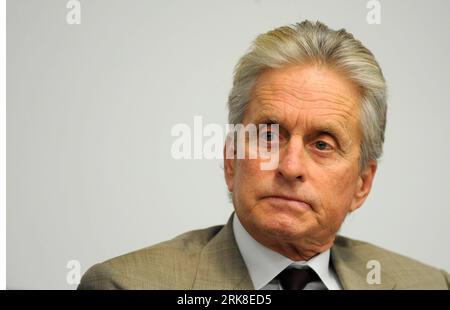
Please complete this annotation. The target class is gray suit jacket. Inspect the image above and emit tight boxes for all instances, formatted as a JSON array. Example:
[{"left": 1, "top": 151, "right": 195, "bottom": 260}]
[{"left": 78, "top": 216, "right": 450, "bottom": 289}]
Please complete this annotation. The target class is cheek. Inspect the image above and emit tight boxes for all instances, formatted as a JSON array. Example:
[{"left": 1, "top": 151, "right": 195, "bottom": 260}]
[
  {"left": 233, "top": 159, "right": 269, "bottom": 204},
  {"left": 317, "top": 167, "right": 359, "bottom": 213},
  {"left": 235, "top": 158, "right": 264, "bottom": 185}
]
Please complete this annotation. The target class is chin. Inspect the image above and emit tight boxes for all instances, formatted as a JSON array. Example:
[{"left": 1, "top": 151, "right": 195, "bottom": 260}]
[{"left": 252, "top": 212, "right": 310, "bottom": 241}]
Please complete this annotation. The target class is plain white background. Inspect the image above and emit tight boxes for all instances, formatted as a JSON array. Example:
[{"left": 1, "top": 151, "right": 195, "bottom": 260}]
[{"left": 7, "top": 0, "right": 450, "bottom": 289}]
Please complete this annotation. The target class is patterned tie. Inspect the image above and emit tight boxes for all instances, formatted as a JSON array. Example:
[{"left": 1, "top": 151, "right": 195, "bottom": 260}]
[{"left": 276, "top": 266, "right": 320, "bottom": 290}]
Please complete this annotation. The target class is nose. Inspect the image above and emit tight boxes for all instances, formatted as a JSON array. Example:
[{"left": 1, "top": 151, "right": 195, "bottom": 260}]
[{"left": 277, "top": 136, "right": 307, "bottom": 182}]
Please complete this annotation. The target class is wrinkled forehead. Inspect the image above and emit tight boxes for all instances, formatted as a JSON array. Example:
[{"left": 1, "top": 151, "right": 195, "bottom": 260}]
[{"left": 244, "top": 65, "right": 363, "bottom": 132}]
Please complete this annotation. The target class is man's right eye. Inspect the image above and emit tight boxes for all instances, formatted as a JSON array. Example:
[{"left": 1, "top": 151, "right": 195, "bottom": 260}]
[
  {"left": 265, "top": 131, "right": 275, "bottom": 141},
  {"left": 260, "top": 127, "right": 279, "bottom": 142}
]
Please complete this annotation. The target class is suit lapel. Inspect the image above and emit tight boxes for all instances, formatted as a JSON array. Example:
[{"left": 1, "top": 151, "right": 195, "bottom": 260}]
[
  {"left": 192, "top": 215, "right": 254, "bottom": 289},
  {"left": 331, "top": 236, "right": 396, "bottom": 289}
]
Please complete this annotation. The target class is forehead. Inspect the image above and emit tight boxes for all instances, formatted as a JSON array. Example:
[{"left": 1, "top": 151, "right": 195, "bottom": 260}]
[{"left": 245, "top": 65, "right": 362, "bottom": 130}]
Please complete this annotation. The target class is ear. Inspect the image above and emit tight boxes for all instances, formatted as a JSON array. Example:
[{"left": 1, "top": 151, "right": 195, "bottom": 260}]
[
  {"left": 349, "top": 160, "right": 377, "bottom": 213},
  {"left": 223, "top": 133, "right": 236, "bottom": 193}
]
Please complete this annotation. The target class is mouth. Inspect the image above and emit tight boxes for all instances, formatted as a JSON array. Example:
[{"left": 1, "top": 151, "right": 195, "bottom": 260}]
[{"left": 262, "top": 195, "right": 312, "bottom": 211}]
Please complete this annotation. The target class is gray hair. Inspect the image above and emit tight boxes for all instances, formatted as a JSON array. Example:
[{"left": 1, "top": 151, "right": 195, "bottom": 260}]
[{"left": 227, "top": 20, "right": 387, "bottom": 172}]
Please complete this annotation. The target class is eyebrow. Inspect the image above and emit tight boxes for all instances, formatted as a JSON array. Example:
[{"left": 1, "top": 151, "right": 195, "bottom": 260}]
[
  {"left": 253, "top": 115, "right": 344, "bottom": 136},
  {"left": 252, "top": 115, "right": 280, "bottom": 125}
]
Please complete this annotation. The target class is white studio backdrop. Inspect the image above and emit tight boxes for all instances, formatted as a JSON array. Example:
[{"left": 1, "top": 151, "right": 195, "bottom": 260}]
[{"left": 7, "top": 0, "right": 450, "bottom": 289}]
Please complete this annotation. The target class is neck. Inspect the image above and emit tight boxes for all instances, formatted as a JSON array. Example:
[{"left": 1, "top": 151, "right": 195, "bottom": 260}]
[{"left": 246, "top": 228, "right": 336, "bottom": 262}]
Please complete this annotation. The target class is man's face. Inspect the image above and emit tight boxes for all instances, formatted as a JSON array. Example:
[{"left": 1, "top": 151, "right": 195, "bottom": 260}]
[{"left": 224, "top": 64, "right": 377, "bottom": 259}]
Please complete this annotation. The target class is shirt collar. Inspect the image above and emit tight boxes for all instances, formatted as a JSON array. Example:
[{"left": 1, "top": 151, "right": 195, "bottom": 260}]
[{"left": 232, "top": 212, "right": 341, "bottom": 290}]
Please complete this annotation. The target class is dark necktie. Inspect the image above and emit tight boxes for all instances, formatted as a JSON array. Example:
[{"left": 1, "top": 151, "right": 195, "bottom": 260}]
[{"left": 276, "top": 266, "right": 320, "bottom": 290}]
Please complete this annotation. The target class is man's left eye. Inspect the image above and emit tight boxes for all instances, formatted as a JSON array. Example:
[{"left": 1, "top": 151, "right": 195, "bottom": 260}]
[{"left": 315, "top": 140, "right": 332, "bottom": 151}]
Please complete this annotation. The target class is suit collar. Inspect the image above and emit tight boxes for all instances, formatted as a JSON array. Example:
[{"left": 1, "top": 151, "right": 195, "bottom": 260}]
[
  {"left": 331, "top": 236, "right": 396, "bottom": 289},
  {"left": 192, "top": 215, "right": 254, "bottom": 289}
]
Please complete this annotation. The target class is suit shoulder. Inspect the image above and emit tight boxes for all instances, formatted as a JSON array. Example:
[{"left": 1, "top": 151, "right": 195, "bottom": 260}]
[
  {"left": 78, "top": 224, "right": 224, "bottom": 289},
  {"left": 334, "top": 235, "right": 449, "bottom": 289},
  {"left": 335, "top": 235, "right": 440, "bottom": 270}
]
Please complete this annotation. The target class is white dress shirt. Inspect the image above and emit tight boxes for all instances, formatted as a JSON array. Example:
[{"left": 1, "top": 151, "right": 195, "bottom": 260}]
[{"left": 232, "top": 213, "right": 343, "bottom": 290}]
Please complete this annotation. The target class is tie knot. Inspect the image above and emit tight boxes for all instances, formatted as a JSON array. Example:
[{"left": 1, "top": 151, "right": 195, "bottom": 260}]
[{"left": 276, "top": 267, "right": 320, "bottom": 290}]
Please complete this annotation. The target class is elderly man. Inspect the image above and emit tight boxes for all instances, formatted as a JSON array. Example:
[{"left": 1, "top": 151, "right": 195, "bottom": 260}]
[{"left": 78, "top": 20, "right": 450, "bottom": 290}]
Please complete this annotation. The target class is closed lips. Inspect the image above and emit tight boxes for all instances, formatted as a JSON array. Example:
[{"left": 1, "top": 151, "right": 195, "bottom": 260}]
[{"left": 264, "top": 195, "right": 312, "bottom": 209}]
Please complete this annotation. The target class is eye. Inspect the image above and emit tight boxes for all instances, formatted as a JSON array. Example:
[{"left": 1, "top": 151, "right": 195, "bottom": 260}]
[
  {"left": 259, "top": 125, "right": 279, "bottom": 142},
  {"left": 264, "top": 131, "right": 276, "bottom": 141},
  {"left": 314, "top": 140, "right": 332, "bottom": 151}
]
